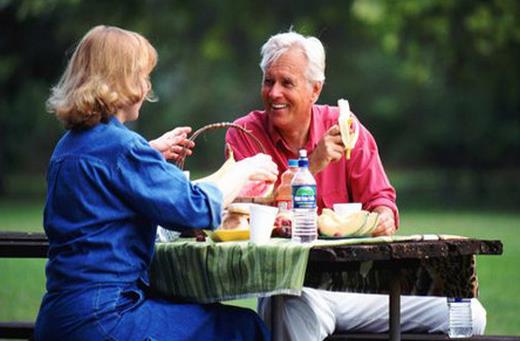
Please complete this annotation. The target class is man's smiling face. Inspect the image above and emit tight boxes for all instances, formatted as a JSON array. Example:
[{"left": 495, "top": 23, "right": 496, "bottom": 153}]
[{"left": 261, "top": 48, "right": 321, "bottom": 132}]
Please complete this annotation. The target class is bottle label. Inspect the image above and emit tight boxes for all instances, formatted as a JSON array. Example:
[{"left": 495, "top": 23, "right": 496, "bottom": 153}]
[{"left": 292, "top": 185, "right": 317, "bottom": 209}]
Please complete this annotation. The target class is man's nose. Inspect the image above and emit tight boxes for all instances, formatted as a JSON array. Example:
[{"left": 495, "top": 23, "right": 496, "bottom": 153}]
[{"left": 269, "top": 83, "right": 282, "bottom": 98}]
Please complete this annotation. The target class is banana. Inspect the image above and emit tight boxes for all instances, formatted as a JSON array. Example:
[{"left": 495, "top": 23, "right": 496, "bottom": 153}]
[{"left": 338, "top": 99, "right": 359, "bottom": 159}]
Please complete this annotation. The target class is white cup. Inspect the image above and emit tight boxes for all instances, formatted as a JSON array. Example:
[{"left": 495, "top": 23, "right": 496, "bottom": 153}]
[
  {"left": 249, "top": 204, "right": 278, "bottom": 244},
  {"left": 333, "top": 203, "right": 362, "bottom": 216}
]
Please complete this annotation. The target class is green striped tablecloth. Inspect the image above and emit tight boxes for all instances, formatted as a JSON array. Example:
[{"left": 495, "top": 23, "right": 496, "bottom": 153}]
[
  {"left": 149, "top": 234, "right": 462, "bottom": 303},
  {"left": 150, "top": 238, "right": 311, "bottom": 303}
]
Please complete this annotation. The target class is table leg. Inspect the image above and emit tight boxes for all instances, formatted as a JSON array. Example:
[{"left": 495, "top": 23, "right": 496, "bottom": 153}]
[
  {"left": 389, "top": 270, "right": 401, "bottom": 341},
  {"left": 271, "top": 295, "right": 284, "bottom": 341}
]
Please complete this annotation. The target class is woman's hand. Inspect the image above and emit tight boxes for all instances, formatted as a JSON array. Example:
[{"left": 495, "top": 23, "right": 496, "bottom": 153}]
[
  {"left": 149, "top": 127, "right": 195, "bottom": 161},
  {"left": 309, "top": 125, "right": 345, "bottom": 174},
  {"left": 371, "top": 206, "right": 396, "bottom": 237},
  {"left": 236, "top": 153, "right": 279, "bottom": 183},
  {"left": 208, "top": 153, "right": 278, "bottom": 207}
]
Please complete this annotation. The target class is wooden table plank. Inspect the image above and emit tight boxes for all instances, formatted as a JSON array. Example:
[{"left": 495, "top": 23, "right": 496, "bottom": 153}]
[{"left": 309, "top": 239, "right": 503, "bottom": 263}]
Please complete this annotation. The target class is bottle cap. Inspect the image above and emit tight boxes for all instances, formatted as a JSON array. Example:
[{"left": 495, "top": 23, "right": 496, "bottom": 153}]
[
  {"left": 288, "top": 159, "right": 298, "bottom": 167},
  {"left": 297, "top": 149, "right": 309, "bottom": 168},
  {"left": 298, "top": 158, "right": 309, "bottom": 168}
]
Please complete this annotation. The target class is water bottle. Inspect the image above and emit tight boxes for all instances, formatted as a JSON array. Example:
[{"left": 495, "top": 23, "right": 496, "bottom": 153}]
[
  {"left": 291, "top": 150, "right": 317, "bottom": 243},
  {"left": 447, "top": 297, "right": 473, "bottom": 338}
]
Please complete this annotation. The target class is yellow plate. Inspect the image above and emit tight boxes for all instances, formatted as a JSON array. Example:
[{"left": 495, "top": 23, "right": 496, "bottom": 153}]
[{"left": 207, "top": 229, "right": 250, "bottom": 242}]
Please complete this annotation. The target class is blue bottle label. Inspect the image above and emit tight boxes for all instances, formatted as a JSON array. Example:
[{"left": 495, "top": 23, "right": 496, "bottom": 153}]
[{"left": 292, "top": 185, "right": 317, "bottom": 209}]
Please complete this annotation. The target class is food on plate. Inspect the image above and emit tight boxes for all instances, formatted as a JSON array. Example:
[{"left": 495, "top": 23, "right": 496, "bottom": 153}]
[
  {"left": 271, "top": 209, "right": 293, "bottom": 238},
  {"left": 238, "top": 180, "right": 274, "bottom": 198},
  {"left": 194, "top": 146, "right": 274, "bottom": 200},
  {"left": 208, "top": 228, "right": 249, "bottom": 242},
  {"left": 337, "top": 99, "right": 359, "bottom": 160},
  {"left": 318, "top": 208, "right": 379, "bottom": 238},
  {"left": 208, "top": 204, "right": 251, "bottom": 242},
  {"left": 221, "top": 204, "right": 250, "bottom": 230}
]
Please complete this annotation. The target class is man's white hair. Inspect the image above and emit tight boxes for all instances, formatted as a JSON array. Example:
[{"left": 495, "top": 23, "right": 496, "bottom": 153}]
[{"left": 260, "top": 30, "right": 326, "bottom": 83}]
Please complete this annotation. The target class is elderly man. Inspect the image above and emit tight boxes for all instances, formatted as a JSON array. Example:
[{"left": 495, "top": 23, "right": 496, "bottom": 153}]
[{"left": 225, "top": 30, "right": 486, "bottom": 340}]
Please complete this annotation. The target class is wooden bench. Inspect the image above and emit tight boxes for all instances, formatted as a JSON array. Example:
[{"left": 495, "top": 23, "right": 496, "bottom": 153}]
[
  {"left": 1, "top": 232, "right": 518, "bottom": 341},
  {"left": 0, "top": 231, "right": 47, "bottom": 340},
  {"left": 0, "top": 321, "right": 35, "bottom": 340}
]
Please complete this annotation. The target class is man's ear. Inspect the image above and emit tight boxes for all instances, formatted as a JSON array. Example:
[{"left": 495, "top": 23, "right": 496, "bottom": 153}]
[{"left": 311, "top": 81, "right": 323, "bottom": 104}]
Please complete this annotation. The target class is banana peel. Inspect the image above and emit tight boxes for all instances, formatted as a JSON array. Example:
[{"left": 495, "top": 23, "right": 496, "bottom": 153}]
[
  {"left": 338, "top": 99, "right": 359, "bottom": 159},
  {"left": 318, "top": 208, "right": 379, "bottom": 238}
]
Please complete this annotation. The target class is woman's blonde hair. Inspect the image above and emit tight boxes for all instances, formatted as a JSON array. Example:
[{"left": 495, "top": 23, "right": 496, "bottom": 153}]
[{"left": 47, "top": 25, "right": 158, "bottom": 129}]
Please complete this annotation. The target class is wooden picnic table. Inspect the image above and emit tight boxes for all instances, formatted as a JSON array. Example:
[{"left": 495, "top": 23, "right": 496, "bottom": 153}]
[
  {"left": 0, "top": 232, "right": 505, "bottom": 340},
  {"left": 303, "top": 237, "right": 503, "bottom": 341}
]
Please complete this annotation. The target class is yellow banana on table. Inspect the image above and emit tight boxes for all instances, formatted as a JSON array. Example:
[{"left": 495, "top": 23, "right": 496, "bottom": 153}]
[{"left": 338, "top": 99, "right": 359, "bottom": 159}]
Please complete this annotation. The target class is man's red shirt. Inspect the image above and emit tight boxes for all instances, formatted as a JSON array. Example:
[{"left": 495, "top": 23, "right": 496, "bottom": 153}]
[{"left": 225, "top": 104, "right": 399, "bottom": 225}]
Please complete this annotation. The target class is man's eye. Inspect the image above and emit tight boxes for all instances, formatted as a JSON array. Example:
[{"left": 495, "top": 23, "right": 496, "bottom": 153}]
[
  {"left": 264, "top": 79, "right": 274, "bottom": 86},
  {"left": 283, "top": 80, "right": 294, "bottom": 88}
]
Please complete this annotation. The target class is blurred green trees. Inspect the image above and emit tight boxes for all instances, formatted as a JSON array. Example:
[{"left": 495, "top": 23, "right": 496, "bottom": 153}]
[{"left": 1, "top": 0, "right": 519, "bottom": 206}]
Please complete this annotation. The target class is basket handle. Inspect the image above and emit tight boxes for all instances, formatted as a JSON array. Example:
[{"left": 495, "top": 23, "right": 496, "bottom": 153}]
[{"left": 175, "top": 122, "right": 266, "bottom": 170}]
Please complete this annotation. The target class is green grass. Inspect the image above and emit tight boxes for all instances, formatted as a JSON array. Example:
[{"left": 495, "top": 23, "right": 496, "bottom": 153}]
[
  {"left": 399, "top": 210, "right": 520, "bottom": 335},
  {"left": 1, "top": 200, "right": 519, "bottom": 335},
  {"left": 0, "top": 199, "right": 45, "bottom": 232}
]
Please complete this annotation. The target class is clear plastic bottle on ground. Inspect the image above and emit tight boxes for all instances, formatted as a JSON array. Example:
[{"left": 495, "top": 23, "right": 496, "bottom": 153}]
[
  {"left": 447, "top": 297, "right": 473, "bottom": 338},
  {"left": 291, "top": 150, "right": 317, "bottom": 243},
  {"left": 275, "top": 159, "right": 298, "bottom": 211}
]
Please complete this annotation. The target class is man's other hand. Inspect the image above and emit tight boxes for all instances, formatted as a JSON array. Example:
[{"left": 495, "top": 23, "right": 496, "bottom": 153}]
[
  {"left": 309, "top": 125, "right": 344, "bottom": 174},
  {"left": 371, "top": 206, "right": 396, "bottom": 237}
]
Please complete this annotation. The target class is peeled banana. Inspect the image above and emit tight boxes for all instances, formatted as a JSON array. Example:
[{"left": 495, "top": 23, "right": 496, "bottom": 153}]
[{"left": 338, "top": 99, "right": 359, "bottom": 159}]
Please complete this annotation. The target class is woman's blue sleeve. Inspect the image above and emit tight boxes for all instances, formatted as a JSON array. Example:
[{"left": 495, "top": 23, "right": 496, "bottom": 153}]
[{"left": 113, "top": 139, "right": 223, "bottom": 231}]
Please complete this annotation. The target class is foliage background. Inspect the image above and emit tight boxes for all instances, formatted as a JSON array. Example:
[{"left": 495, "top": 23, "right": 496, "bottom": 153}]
[
  {"left": 1, "top": 0, "right": 519, "bottom": 335},
  {"left": 1, "top": 0, "right": 519, "bottom": 206}
]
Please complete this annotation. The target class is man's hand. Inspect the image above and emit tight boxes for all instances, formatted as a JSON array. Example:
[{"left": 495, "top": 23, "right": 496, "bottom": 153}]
[
  {"left": 149, "top": 127, "right": 195, "bottom": 161},
  {"left": 371, "top": 206, "right": 396, "bottom": 237},
  {"left": 308, "top": 125, "right": 345, "bottom": 174}
]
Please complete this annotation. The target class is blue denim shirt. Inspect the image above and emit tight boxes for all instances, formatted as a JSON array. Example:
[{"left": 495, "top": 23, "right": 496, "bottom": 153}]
[
  {"left": 33, "top": 117, "right": 272, "bottom": 340},
  {"left": 43, "top": 117, "right": 222, "bottom": 292}
]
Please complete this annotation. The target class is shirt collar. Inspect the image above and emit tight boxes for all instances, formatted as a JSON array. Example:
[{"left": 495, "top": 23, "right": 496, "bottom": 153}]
[
  {"left": 266, "top": 114, "right": 283, "bottom": 146},
  {"left": 109, "top": 115, "right": 128, "bottom": 130},
  {"left": 305, "top": 105, "right": 320, "bottom": 151}
]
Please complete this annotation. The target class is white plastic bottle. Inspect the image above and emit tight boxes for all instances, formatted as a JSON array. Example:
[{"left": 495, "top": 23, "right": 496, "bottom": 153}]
[
  {"left": 291, "top": 150, "right": 317, "bottom": 243},
  {"left": 447, "top": 297, "right": 473, "bottom": 338}
]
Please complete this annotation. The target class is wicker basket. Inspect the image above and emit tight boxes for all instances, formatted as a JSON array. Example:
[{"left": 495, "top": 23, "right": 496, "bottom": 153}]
[{"left": 175, "top": 122, "right": 274, "bottom": 205}]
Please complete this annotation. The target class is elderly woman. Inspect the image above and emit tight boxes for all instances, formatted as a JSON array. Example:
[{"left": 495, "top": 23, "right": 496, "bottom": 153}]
[
  {"left": 225, "top": 30, "right": 486, "bottom": 340},
  {"left": 34, "top": 25, "right": 276, "bottom": 340}
]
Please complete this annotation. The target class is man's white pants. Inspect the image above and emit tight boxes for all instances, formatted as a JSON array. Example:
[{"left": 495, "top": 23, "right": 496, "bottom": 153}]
[{"left": 258, "top": 288, "right": 486, "bottom": 341}]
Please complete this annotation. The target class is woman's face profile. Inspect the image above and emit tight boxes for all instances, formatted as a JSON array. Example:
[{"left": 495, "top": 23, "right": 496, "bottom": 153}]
[{"left": 117, "top": 77, "right": 150, "bottom": 123}]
